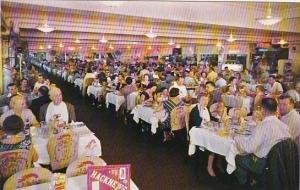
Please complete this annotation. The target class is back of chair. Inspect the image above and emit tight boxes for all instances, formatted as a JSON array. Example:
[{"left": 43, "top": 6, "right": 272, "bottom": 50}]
[
  {"left": 66, "top": 156, "right": 106, "bottom": 177},
  {"left": 127, "top": 92, "right": 139, "bottom": 111},
  {"left": 48, "top": 131, "right": 79, "bottom": 171},
  {"left": 0, "top": 149, "right": 31, "bottom": 180},
  {"left": 3, "top": 167, "right": 52, "bottom": 190},
  {"left": 266, "top": 139, "right": 299, "bottom": 190},
  {"left": 170, "top": 106, "right": 189, "bottom": 131}
]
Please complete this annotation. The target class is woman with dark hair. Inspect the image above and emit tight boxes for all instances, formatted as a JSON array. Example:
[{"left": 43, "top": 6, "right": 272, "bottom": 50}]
[
  {"left": 109, "top": 75, "right": 121, "bottom": 91},
  {"left": 141, "top": 74, "right": 150, "bottom": 90},
  {"left": 0, "top": 115, "right": 38, "bottom": 161},
  {"left": 19, "top": 78, "right": 31, "bottom": 94},
  {"left": 30, "top": 86, "right": 51, "bottom": 120},
  {"left": 228, "top": 76, "right": 238, "bottom": 95}
]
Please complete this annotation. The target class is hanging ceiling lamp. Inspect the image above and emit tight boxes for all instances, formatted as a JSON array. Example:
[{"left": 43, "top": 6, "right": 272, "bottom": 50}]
[
  {"left": 256, "top": 3, "right": 282, "bottom": 25},
  {"left": 226, "top": 33, "right": 236, "bottom": 42},
  {"left": 109, "top": 44, "right": 114, "bottom": 50},
  {"left": 145, "top": 28, "right": 157, "bottom": 39},
  {"left": 216, "top": 41, "right": 222, "bottom": 47},
  {"left": 99, "top": 35, "right": 108, "bottom": 43},
  {"left": 278, "top": 39, "right": 288, "bottom": 45},
  {"left": 102, "top": 1, "right": 124, "bottom": 7},
  {"left": 75, "top": 39, "right": 81, "bottom": 43},
  {"left": 36, "top": 20, "right": 54, "bottom": 33},
  {"left": 168, "top": 39, "right": 175, "bottom": 46}
]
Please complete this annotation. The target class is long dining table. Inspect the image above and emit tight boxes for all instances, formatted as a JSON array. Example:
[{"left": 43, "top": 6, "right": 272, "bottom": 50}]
[
  {"left": 131, "top": 104, "right": 167, "bottom": 134},
  {"left": 31, "top": 122, "right": 102, "bottom": 165},
  {"left": 188, "top": 119, "right": 256, "bottom": 174},
  {"left": 16, "top": 174, "right": 139, "bottom": 190}
]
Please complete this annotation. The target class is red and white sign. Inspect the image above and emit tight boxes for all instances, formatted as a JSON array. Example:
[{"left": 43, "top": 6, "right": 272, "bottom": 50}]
[{"left": 87, "top": 165, "right": 131, "bottom": 190}]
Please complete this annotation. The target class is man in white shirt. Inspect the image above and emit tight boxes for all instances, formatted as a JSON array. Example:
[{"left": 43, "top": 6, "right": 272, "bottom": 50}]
[
  {"left": 266, "top": 75, "right": 283, "bottom": 97},
  {"left": 33, "top": 74, "right": 49, "bottom": 93},
  {"left": 287, "top": 81, "right": 300, "bottom": 102},
  {"left": 234, "top": 98, "right": 290, "bottom": 185},
  {"left": 278, "top": 95, "right": 300, "bottom": 140},
  {"left": 170, "top": 76, "right": 187, "bottom": 99},
  {"left": 40, "top": 87, "right": 76, "bottom": 123},
  {"left": 215, "top": 73, "right": 227, "bottom": 88}
]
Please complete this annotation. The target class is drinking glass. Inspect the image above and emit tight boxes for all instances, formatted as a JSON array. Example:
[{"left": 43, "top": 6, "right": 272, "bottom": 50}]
[{"left": 40, "top": 121, "right": 47, "bottom": 128}]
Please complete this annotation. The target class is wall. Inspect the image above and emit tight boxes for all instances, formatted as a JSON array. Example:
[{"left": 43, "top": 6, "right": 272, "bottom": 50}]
[
  {"left": 288, "top": 45, "right": 300, "bottom": 75},
  {"left": 195, "top": 44, "right": 252, "bottom": 69}
]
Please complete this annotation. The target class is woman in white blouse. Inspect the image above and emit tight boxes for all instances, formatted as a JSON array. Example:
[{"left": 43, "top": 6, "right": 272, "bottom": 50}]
[{"left": 189, "top": 94, "right": 217, "bottom": 177}]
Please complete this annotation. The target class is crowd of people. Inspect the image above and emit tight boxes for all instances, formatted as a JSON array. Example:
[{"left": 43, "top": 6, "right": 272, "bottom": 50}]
[{"left": 1, "top": 56, "right": 299, "bottom": 188}]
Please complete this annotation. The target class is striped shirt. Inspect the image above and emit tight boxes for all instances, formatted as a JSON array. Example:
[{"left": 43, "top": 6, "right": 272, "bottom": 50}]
[
  {"left": 281, "top": 109, "right": 300, "bottom": 140},
  {"left": 234, "top": 116, "right": 290, "bottom": 158}
]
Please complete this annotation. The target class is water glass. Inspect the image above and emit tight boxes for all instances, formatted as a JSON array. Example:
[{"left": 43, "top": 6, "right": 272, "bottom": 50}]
[{"left": 40, "top": 121, "right": 47, "bottom": 128}]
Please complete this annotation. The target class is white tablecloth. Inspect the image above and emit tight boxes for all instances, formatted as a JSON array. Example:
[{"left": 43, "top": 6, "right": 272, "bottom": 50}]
[
  {"left": 68, "top": 75, "right": 74, "bottom": 83},
  {"left": 105, "top": 92, "right": 125, "bottom": 111},
  {"left": 62, "top": 71, "right": 68, "bottom": 81},
  {"left": 131, "top": 105, "right": 167, "bottom": 134},
  {"left": 221, "top": 95, "right": 252, "bottom": 113},
  {"left": 87, "top": 85, "right": 104, "bottom": 100},
  {"left": 188, "top": 127, "right": 239, "bottom": 174},
  {"left": 74, "top": 78, "right": 84, "bottom": 90},
  {"left": 16, "top": 174, "right": 139, "bottom": 190},
  {"left": 31, "top": 125, "right": 102, "bottom": 165}
]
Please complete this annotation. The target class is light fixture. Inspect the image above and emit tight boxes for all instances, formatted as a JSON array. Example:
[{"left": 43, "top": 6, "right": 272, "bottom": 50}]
[
  {"left": 91, "top": 46, "right": 97, "bottom": 50},
  {"left": 59, "top": 43, "right": 64, "bottom": 48},
  {"left": 176, "top": 44, "right": 181, "bottom": 48},
  {"left": 147, "top": 46, "right": 152, "bottom": 50},
  {"left": 126, "top": 45, "right": 131, "bottom": 49},
  {"left": 256, "top": 3, "right": 282, "bottom": 25},
  {"left": 68, "top": 47, "right": 75, "bottom": 51},
  {"left": 145, "top": 28, "right": 157, "bottom": 39},
  {"left": 99, "top": 35, "right": 108, "bottom": 43},
  {"left": 108, "top": 44, "right": 114, "bottom": 50},
  {"left": 47, "top": 45, "right": 52, "bottom": 49},
  {"left": 102, "top": 1, "right": 124, "bottom": 7},
  {"left": 36, "top": 20, "right": 54, "bottom": 33},
  {"left": 39, "top": 45, "right": 44, "bottom": 50},
  {"left": 168, "top": 40, "right": 175, "bottom": 46},
  {"left": 278, "top": 39, "right": 287, "bottom": 45},
  {"left": 216, "top": 41, "right": 222, "bottom": 47},
  {"left": 75, "top": 39, "right": 81, "bottom": 43},
  {"left": 226, "top": 33, "right": 236, "bottom": 42}
]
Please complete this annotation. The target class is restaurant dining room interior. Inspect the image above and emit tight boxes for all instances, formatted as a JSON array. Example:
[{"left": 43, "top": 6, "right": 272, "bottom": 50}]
[{"left": 1, "top": 0, "right": 300, "bottom": 189}]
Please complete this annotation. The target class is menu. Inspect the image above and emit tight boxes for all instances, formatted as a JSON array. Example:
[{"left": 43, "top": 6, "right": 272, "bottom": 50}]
[{"left": 87, "top": 165, "right": 131, "bottom": 190}]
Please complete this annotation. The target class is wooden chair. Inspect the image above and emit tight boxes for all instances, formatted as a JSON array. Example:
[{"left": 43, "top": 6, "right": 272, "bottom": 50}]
[
  {"left": 3, "top": 168, "right": 52, "bottom": 190},
  {"left": 66, "top": 156, "right": 106, "bottom": 177},
  {"left": 47, "top": 131, "right": 79, "bottom": 171},
  {"left": 0, "top": 149, "right": 31, "bottom": 181}
]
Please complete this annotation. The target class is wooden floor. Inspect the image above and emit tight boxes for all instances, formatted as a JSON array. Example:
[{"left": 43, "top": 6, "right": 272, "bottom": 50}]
[{"left": 47, "top": 75, "right": 261, "bottom": 190}]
